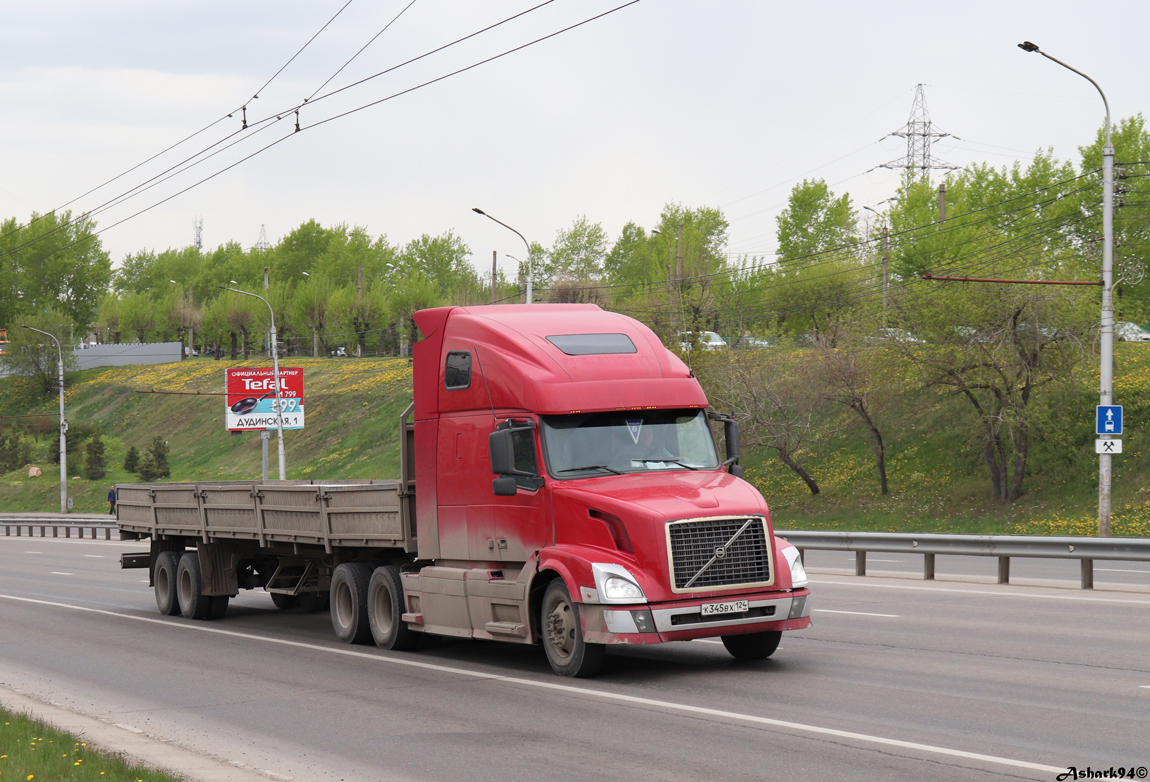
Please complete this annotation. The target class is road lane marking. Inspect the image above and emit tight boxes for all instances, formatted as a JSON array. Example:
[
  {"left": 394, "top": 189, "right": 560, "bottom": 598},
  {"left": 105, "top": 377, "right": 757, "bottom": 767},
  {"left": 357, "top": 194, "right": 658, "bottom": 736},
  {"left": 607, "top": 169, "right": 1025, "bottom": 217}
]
[
  {"left": 814, "top": 609, "right": 899, "bottom": 618},
  {"left": 25, "top": 551, "right": 42, "bottom": 554},
  {"left": 0, "top": 592, "right": 1063, "bottom": 775},
  {"left": 1140, "top": 685, "right": 1150, "bottom": 690},
  {"left": 1096, "top": 568, "right": 1150, "bottom": 574},
  {"left": 50, "top": 572, "right": 74, "bottom": 576},
  {"left": 809, "top": 578, "right": 1150, "bottom": 605},
  {"left": 83, "top": 555, "right": 105, "bottom": 559}
]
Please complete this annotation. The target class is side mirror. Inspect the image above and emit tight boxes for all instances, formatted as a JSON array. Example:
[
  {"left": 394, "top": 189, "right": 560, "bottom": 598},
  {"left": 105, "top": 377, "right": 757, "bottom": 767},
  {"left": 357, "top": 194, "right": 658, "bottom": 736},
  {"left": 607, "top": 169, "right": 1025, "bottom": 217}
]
[
  {"left": 707, "top": 411, "right": 742, "bottom": 475},
  {"left": 489, "top": 430, "right": 515, "bottom": 475},
  {"left": 492, "top": 476, "right": 518, "bottom": 496}
]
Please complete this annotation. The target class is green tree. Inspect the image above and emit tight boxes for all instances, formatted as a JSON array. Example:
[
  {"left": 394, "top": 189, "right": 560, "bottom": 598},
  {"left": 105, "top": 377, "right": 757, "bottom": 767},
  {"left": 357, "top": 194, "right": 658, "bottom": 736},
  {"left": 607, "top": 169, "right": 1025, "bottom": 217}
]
[
  {"left": 775, "top": 179, "right": 859, "bottom": 272},
  {"left": 0, "top": 210, "right": 111, "bottom": 329},
  {"left": 123, "top": 444, "right": 141, "bottom": 473},
  {"left": 146, "top": 436, "right": 170, "bottom": 479},
  {"left": 292, "top": 275, "right": 335, "bottom": 357},
  {"left": 330, "top": 284, "right": 387, "bottom": 357},
  {"left": 84, "top": 435, "right": 107, "bottom": 480},
  {"left": 549, "top": 216, "right": 608, "bottom": 282},
  {"left": 0, "top": 309, "right": 79, "bottom": 395}
]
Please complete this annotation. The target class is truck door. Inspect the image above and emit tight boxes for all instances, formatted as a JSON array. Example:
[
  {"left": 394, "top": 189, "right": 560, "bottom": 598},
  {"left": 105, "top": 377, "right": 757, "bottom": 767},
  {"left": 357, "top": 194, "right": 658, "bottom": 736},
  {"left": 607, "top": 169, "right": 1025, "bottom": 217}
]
[{"left": 490, "top": 424, "right": 548, "bottom": 562}]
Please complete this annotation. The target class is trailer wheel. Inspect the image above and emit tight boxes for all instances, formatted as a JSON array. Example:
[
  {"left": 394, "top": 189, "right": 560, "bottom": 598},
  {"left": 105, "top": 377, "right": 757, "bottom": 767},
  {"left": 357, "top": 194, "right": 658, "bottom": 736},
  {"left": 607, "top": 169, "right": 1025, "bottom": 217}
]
[
  {"left": 207, "top": 595, "right": 230, "bottom": 620},
  {"left": 330, "top": 563, "right": 372, "bottom": 644},
  {"left": 368, "top": 565, "right": 419, "bottom": 651},
  {"left": 541, "top": 580, "right": 604, "bottom": 678},
  {"left": 721, "top": 630, "right": 782, "bottom": 660},
  {"left": 269, "top": 592, "right": 300, "bottom": 610},
  {"left": 176, "top": 552, "right": 210, "bottom": 620},
  {"left": 154, "top": 551, "right": 181, "bottom": 616}
]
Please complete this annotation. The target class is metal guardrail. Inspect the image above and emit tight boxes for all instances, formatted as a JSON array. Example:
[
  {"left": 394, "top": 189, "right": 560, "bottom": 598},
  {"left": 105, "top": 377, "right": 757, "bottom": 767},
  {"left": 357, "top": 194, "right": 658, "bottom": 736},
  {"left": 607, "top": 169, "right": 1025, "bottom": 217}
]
[
  {"left": 774, "top": 530, "right": 1150, "bottom": 590},
  {"left": 2, "top": 519, "right": 118, "bottom": 540}
]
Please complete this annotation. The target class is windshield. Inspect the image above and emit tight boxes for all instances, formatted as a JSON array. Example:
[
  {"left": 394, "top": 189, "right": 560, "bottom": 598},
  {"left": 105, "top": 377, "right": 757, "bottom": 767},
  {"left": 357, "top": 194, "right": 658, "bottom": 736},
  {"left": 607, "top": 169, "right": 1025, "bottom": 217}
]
[{"left": 541, "top": 409, "right": 720, "bottom": 477}]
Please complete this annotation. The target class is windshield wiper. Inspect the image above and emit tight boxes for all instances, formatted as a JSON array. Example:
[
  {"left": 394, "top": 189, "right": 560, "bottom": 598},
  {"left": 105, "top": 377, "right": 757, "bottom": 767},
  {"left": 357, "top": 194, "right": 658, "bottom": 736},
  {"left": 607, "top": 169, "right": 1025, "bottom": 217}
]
[
  {"left": 634, "top": 458, "right": 699, "bottom": 470},
  {"left": 557, "top": 464, "right": 623, "bottom": 475}
]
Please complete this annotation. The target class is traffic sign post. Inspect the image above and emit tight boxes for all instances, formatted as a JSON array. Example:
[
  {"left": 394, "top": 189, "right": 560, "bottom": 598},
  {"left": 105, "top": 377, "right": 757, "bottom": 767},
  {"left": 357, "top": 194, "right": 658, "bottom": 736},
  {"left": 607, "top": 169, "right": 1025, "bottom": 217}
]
[{"left": 1096, "top": 405, "right": 1123, "bottom": 435}]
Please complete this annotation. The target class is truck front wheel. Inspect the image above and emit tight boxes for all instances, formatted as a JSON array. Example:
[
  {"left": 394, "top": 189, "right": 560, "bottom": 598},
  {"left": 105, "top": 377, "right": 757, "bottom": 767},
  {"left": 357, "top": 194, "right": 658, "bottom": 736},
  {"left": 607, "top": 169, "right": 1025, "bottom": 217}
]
[
  {"left": 368, "top": 565, "right": 419, "bottom": 651},
  {"left": 721, "top": 630, "right": 782, "bottom": 660},
  {"left": 330, "top": 563, "right": 372, "bottom": 644},
  {"left": 541, "top": 580, "right": 605, "bottom": 678}
]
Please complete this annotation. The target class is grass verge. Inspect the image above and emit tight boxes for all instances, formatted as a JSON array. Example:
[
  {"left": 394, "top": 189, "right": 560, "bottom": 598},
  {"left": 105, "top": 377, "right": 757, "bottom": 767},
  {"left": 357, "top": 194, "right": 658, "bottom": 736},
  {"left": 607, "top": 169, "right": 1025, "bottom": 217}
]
[{"left": 0, "top": 706, "right": 179, "bottom": 781}]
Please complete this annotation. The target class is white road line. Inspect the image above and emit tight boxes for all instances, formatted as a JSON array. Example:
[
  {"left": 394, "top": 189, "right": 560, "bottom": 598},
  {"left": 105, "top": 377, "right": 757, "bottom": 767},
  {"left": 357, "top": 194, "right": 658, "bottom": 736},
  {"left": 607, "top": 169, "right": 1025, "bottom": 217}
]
[
  {"left": 868, "top": 559, "right": 902, "bottom": 563},
  {"left": 139, "top": 580, "right": 150, "bottom": 583},
  {"left": 50, "top": 572, "right": 74, "bottom": 576},
  {"left": 1096, "top": 568, "right": 1150, "bottom": 574},
  {"left": 809, "top": 578, "right": 1150, "bottom": 605},
  {"left": 814, "top": 609, "right": 899, "bottom": 618},
  {"left": 25, "top": 551, "right": 42, "bottom": 554},
  {"left": 0, "top": 592, "right": 1062, "bottom": 775},
  {"left": 83, "top": 555, "right": 105, "bottom": 559},
  {"left": 1140, "top": 685, "right": 1150, "bottom": 690}
]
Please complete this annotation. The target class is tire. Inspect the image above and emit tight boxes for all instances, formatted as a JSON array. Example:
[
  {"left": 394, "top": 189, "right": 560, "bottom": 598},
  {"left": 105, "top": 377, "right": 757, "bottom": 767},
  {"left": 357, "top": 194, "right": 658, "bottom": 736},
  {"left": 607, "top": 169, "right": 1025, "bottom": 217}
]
[
  {"left": 368, "top": 565, "right": 419, "bottom": 651},
  {"left": 154, "top": 551, "right": 181, "bottom": 616},
  {"left": 207, "top": 595, "right": 230, "bottom": 620},
  {"left": 298, "top": 591, "right": 330, "bottom": 613},
  {"left": 176, "top": 552, "right": 210, "bottom": 620},
  {"left": 269, "top": 592, "right": 300, "bottom": 610},
  {"left": 330, "top": 563, "right": 372, "bottom": 644},
  {"left": 541, "top": 580, "right": 605, "bottom": 678},
  {"left": 721, "top": 630, "right": 782, "bottom": 660}
]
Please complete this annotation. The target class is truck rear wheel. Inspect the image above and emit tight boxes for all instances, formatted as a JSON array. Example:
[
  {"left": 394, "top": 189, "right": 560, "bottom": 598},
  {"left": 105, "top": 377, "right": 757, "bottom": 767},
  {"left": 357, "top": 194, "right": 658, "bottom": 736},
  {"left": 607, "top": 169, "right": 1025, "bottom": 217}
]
[
  {"left": 330, "top": 563, "right": 372, "bottom": 644},
  {"left": 541, "top": 580, "right": 604, "bottom": 678},
  {"left": 154, "top": 551, "right": 181, "bottom": 616},
  {"left": 721, "top": 630, "right": 782, "bottom": 660},
  {"left": 368, "top": 565, "right": 419, "bottom": 651},
  {"left": 176, "top": 552, "right": 210, "bottom": 620}
]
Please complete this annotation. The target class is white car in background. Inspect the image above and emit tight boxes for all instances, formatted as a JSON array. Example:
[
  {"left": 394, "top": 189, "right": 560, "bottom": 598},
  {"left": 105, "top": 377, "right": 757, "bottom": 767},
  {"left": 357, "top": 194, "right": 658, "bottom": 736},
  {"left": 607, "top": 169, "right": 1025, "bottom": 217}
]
[
  {"left": 1117, "top": 321, "right": 1150, "bottom": 342},
  {"left": 678, "top": 331, "right": 728, "bottom": 351}
]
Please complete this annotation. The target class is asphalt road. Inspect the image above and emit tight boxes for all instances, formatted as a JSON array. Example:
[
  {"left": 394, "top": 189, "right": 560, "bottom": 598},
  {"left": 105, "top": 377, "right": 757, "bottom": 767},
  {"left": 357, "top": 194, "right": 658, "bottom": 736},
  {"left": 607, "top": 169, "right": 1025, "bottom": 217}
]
[{"left": 1, "top": 535, "right": 1148, "bottom": 782}]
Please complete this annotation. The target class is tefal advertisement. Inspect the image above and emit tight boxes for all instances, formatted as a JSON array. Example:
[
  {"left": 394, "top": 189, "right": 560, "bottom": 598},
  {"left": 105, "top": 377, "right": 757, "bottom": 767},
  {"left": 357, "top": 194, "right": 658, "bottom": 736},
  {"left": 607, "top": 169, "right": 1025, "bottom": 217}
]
[{"left": 225, "top": 367, "right": 305, "bottom": 431}]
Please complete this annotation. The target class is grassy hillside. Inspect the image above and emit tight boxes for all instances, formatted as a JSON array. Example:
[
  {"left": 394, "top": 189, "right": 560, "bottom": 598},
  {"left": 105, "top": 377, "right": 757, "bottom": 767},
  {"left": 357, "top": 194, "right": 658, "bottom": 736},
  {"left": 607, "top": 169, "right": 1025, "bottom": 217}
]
[
  {"left": 1, "top": 349, "right": 1148, "bottom": 537},
  {"left": 0, "top": 357, "right": 414, "bottom": 514}
]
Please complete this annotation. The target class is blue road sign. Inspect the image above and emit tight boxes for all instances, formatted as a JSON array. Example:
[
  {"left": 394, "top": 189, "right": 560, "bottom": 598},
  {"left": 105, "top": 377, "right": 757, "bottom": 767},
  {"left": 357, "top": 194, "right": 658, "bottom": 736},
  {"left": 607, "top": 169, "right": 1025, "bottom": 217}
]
[{"left": 1096, "top": 405, "right": 1123, "bottom": 435}]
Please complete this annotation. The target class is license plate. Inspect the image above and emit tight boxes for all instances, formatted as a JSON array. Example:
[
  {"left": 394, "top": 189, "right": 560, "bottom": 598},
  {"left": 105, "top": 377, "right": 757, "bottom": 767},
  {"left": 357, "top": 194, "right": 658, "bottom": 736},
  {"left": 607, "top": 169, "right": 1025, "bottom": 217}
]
[{"left": 700, "top": 599, "right": 749, "bottom": 617}]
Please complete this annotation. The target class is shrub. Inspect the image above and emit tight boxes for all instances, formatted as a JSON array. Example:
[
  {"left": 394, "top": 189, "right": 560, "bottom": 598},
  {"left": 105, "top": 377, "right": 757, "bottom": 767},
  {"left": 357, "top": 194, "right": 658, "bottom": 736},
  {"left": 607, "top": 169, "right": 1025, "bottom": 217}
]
[
  {"left": 84, "top": 435, "right": 107, "bottom": 480},
  {"left": 123, "top": 444, "right": 140, "bottom": 472}
]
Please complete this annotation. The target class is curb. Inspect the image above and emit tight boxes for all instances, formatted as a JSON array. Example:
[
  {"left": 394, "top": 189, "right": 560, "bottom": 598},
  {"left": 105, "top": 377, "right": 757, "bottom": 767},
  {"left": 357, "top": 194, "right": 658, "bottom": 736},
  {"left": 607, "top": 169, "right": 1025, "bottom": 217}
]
[{"left": 0, "top": 684, "right": 280, "bottom": 782}]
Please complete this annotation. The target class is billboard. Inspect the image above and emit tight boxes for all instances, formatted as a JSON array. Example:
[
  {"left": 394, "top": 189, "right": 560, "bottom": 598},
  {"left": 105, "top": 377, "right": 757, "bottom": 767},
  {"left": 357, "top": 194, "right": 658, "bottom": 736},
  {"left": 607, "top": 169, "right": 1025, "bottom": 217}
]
[{"left": 225, "top": 367, "right": 305, "bottom": 431}]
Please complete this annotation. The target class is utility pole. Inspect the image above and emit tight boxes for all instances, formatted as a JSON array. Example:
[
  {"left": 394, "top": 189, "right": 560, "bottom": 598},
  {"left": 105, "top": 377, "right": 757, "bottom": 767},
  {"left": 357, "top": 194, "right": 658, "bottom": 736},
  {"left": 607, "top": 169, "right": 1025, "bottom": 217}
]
[
  {"left": 882, "top": 225, "right": 890, "bottom": 313},
  {"left": 674, "top": 224, "right": 684, "bottom": 330},
  {"left": 492, "top": 250, "right": 498, "bottom": 304},
  {"left": 188, "top": 284, "right": 195, "bottom": 357},
  {"left": 938, "top": 183, "right": 947, "bottom": 222},
  {"left": 880, "top": 84, "right": 961, "bottom": 179},
  {"left": 1018, "top": 41, "right": 1113, "bottom": 535},
  {"left": 22, "top": 326, "right": 67, "bottom": 513}
]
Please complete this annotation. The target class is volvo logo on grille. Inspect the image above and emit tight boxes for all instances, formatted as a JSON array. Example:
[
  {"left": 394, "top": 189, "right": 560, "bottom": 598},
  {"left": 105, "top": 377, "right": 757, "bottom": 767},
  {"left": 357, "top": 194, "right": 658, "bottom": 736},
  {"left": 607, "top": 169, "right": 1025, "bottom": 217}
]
[{"left": 714, "top": 545, "right": 726, "bottom": 559}]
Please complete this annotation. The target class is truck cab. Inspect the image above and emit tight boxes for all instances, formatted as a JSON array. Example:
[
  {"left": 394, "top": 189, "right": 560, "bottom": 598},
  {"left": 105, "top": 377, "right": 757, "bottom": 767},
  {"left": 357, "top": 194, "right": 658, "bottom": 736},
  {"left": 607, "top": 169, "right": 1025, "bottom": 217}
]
[{"left": 403, "top": 304, "right": 810, "bottom": 675}]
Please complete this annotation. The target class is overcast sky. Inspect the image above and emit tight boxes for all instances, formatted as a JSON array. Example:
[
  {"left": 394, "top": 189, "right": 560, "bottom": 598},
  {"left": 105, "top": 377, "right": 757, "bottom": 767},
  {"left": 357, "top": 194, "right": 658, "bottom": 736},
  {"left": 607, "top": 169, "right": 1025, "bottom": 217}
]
[{"left": 2, "top": 1, "right": 1148, "bottom": 280}]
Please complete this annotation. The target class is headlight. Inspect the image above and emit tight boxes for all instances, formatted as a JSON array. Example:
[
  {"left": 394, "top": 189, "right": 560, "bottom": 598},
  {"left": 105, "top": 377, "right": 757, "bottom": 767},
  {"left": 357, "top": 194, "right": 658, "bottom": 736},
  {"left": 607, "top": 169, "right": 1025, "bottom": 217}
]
[
  {"left": 781, "top": 545, "right": 808, "bottom": 588},
  {"left": 591, "top": 563, "right": 647, "bottom": 604},
  {"left": 602, "top": 576, "right": 644, "bottom": 600}
]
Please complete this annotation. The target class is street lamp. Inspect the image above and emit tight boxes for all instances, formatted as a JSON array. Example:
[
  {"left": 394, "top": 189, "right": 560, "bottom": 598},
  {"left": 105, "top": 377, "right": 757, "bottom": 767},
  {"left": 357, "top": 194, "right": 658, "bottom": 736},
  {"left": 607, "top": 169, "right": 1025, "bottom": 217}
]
[
  {"left": 473, "top": 208, "right": 534, "bottom": 303},
  {"left": 21, "top": 325, "right": 67, "bottom": 513},
  {"left": 1018, "top": 41, "right": 1115, "bottom": 536},
  {"left": 218, "top": 285, "right": 287, "bottom": 480}
]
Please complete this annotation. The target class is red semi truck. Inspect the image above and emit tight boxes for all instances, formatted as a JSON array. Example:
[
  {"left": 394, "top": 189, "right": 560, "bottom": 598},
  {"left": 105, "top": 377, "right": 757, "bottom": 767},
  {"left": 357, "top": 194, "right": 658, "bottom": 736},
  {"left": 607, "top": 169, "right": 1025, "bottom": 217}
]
[{"left": 117, "top": 304, "right": 811, "bottom": 677}]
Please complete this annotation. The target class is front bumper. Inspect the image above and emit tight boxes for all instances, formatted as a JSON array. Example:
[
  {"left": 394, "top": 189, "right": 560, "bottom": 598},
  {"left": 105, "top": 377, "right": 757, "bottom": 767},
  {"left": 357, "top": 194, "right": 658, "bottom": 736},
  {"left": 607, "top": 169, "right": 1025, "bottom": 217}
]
[{"left": 580, "top": 589, "right": 811, "bottom": 645}]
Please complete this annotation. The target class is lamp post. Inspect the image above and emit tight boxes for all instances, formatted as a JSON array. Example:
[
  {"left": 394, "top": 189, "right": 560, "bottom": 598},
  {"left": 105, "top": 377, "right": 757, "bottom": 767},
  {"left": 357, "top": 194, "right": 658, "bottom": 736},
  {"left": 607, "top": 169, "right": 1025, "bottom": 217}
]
[
  {"left": 1018, "top": 41, "right": 1114, "bottom": 536},
  {"left": 22, "top": 325, "right": 67, "bottom": 513},
  {"left": 473, "top": 208, "right": 533, "bottom": 303},
  {"left": 218, "top": 286, "right": 286, "bottom": 480}
]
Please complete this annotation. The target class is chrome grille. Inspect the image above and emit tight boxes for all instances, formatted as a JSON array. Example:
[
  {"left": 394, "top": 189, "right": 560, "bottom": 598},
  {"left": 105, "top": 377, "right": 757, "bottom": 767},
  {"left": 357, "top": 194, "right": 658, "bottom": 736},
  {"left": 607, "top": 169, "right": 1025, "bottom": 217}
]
[{"left": 667, "top": 517, "right": 770, "bottom": 590}]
